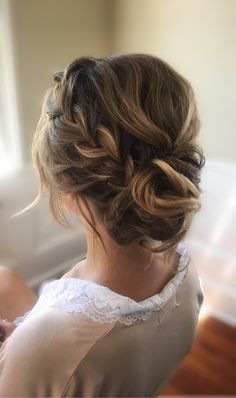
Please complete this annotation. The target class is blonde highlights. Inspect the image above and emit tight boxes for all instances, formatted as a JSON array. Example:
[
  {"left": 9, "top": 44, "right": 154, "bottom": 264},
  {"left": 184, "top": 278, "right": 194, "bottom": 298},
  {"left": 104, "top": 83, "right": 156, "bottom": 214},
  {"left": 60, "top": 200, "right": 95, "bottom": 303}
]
[{"left": 27, "top": 53, "right": 205, "bottom": 260}]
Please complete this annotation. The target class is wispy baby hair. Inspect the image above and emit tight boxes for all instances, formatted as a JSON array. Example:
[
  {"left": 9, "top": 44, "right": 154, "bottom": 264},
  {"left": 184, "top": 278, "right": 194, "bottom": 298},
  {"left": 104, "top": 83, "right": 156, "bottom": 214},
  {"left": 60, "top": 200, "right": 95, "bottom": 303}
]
[{"left": 30, "top": 53, "right": 205, "bottom": 256}]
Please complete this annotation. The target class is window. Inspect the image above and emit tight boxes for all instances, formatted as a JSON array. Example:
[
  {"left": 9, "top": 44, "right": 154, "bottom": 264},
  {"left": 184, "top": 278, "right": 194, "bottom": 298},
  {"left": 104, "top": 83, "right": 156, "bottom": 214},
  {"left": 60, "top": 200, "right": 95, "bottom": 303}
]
[{"left": 0, "top": 0, "right": 22, "bottom": 178}]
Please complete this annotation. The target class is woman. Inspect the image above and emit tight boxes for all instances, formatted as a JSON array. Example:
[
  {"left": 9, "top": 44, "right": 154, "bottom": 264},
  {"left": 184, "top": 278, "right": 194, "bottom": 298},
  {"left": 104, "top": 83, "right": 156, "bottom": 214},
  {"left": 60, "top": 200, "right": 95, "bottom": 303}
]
[{"left": 0, "top": 53, "right": 205, "bottom": 397}]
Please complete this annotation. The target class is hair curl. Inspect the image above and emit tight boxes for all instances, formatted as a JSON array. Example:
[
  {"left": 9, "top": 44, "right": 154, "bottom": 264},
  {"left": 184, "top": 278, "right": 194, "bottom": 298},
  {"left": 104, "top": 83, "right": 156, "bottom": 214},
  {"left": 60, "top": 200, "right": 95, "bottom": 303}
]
[{"left": 28, "top": 53, "right": 205, "bottom": 261}]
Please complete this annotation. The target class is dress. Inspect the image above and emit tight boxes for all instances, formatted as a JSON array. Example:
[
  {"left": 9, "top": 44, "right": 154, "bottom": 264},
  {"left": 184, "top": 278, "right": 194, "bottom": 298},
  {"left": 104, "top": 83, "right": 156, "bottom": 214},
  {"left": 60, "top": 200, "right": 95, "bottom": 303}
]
[{"left": 0, "top": 241, "right": 204, "bottom": 397}]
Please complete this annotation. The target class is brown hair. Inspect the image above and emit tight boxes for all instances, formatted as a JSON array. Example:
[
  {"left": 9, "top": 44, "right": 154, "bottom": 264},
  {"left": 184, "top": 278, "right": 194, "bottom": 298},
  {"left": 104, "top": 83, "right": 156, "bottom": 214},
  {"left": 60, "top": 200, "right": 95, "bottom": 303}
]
[{"left": 28, "top": 53, "right": 205, "bottom": 262}]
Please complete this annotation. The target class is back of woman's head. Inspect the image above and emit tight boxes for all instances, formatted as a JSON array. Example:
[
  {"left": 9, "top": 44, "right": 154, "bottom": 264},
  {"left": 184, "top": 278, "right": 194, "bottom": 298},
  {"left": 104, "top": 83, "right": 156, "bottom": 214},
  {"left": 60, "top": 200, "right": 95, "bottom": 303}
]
[{"left": 32, "top": 53, "right": 205, "bottom": 254}]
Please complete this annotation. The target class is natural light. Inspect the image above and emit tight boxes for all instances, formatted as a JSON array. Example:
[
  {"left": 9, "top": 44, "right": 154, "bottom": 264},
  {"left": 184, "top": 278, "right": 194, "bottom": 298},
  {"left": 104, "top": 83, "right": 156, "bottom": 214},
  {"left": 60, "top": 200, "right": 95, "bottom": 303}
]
[
  {"left": 0, "top": 141, "right": 19, "bottom": 178},
  {"left": 0, "top": 1, "right": 22, "bottom": 179}
]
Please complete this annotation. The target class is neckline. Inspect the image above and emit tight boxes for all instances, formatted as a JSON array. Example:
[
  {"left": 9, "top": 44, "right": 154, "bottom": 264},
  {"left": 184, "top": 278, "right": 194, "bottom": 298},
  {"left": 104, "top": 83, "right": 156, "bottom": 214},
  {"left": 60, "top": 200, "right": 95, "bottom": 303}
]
[
  {"left": 14, "top": 241, "right": 191, "bottom": 327},
  {"left": 41, "top": 240, "right": 191, "bottom": 305}
]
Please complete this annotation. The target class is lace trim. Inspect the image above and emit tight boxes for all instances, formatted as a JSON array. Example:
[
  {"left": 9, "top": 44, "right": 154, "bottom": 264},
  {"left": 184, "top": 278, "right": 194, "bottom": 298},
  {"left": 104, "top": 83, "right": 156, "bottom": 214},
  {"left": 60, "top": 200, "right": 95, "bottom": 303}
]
[{"left": 13, "top": 241, "right": 191, "bottom": 326}]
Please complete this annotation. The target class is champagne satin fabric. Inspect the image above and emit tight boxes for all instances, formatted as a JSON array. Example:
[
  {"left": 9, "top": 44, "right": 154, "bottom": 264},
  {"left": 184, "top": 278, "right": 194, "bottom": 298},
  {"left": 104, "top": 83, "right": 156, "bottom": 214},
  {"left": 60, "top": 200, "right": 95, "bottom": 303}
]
[{"left": 0, "top": 258, "right": 203, "bottom": 397}]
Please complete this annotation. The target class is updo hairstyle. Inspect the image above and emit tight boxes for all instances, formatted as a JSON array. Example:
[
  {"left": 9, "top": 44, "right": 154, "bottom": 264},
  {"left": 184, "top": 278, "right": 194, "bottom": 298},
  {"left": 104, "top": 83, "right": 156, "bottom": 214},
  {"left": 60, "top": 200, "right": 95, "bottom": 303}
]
[{"left": 31, "top": 53, "right": 205, "bottom": 258}]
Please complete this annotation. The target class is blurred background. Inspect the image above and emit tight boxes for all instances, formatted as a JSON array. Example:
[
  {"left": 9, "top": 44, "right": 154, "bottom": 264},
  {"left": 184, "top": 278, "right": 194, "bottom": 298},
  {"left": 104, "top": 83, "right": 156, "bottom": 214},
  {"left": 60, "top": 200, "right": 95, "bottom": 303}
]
[{"left": 0, "top": 0, "right": 235, "bottom": 394}]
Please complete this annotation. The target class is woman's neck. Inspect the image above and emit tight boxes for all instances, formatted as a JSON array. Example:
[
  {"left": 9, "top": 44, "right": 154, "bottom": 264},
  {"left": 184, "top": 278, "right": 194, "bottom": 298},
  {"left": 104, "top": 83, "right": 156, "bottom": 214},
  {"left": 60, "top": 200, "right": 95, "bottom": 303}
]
[{"left": 63, "top": 227, "right": 180, "bottom": 301}]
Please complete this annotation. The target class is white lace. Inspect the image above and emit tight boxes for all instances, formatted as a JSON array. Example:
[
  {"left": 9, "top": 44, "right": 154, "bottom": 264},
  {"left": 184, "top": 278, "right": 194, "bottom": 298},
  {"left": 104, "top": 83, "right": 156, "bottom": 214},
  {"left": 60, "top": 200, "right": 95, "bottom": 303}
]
[{"left": 13, "top": 241, "right": 191, "bottom": 326}]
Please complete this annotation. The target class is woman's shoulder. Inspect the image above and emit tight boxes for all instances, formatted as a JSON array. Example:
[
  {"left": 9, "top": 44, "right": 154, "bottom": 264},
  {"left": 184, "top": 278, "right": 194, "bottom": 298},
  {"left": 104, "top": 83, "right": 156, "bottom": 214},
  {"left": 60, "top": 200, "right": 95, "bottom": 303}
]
[
  {"left": 0, "top": 259, "right": 204, "bottom": 397},
  {"left": 0, "top": 308, "right": 115, "bottom": 397}
]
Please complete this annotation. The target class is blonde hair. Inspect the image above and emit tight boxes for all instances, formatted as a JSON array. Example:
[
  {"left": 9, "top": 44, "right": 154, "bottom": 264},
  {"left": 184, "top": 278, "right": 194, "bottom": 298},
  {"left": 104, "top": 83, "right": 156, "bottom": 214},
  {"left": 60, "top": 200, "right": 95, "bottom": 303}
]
[{"left": 24, "top": 54, "right": 205, "bottom": 266}]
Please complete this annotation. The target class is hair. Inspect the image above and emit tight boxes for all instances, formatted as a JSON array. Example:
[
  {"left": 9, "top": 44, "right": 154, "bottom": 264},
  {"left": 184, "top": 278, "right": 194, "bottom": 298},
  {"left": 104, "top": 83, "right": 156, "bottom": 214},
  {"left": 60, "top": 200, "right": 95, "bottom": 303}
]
[{"left": 23, "top": 53, "right": 205, "bottom": 267}]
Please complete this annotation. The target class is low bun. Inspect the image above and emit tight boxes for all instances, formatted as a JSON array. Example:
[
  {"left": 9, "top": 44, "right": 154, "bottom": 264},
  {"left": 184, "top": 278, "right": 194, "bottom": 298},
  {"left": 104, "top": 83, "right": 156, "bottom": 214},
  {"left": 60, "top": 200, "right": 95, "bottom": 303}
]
[
  {"left": 30, "top": 53, "right": 205, "bottom": 256},
  {"left": 129, "top": 151, "right": 203, "bottom": 252},
  {"left": 100, "top": 142, "right": 204, "bottom": 254}
]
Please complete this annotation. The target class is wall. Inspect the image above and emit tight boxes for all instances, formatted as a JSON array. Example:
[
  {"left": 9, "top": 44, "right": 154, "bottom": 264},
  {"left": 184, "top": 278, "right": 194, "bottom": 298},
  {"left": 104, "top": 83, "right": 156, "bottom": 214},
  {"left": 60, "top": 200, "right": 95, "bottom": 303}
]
[
  {"left": 186, "top": 159, "right": 236, "bottom": 326},
  {"left": 110, "top": 0, "right": 236, "bottom": 164},
  {"left": 9, "top": 0, "right": 111, "bottom": 162},
  {"left": 0, "top": 0, "right": 110, "bottom": 290},
  {"left": 0, "top": 165, "right": 87, "bottom": 293},
  {"left": 108, "top": 0, "right": 236, "bottom": 326},
  {"left": 8, "top": 0, "right": 236, "bottom": 164}
]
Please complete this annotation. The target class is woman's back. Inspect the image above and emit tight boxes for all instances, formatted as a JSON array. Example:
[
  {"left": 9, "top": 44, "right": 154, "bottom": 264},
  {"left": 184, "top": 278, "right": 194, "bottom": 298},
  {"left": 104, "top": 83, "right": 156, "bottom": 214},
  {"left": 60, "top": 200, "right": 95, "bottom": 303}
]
[{"left": 0, "top": 242, "right": 203, "bottom": 397}]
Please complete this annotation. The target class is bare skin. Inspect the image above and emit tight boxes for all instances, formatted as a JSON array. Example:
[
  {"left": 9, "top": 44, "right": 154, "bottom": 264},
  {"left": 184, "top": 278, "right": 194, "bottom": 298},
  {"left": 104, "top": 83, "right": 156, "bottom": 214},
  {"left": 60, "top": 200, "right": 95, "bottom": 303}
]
[
  {"left": 0, "top": 193, "right": 180, "bottom": 341},
  {"left": 0, "top": 266, "right": 38, "bottom": 322},
  {"left": 0, "top": 266, "right": 38, "bottom": 343},
  {"left": 0, "top": 320, "right": 16, "bottom": 341},
  {"left": 61, "top": 193, "right": 180, "bottom": 302}
]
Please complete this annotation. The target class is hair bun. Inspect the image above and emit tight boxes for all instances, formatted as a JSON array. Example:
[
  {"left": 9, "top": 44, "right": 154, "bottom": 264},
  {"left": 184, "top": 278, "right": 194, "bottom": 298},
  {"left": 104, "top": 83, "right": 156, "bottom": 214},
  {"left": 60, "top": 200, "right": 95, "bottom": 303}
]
[{"left": 31, "top": 53, "right": 205, "bottom": 255}]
